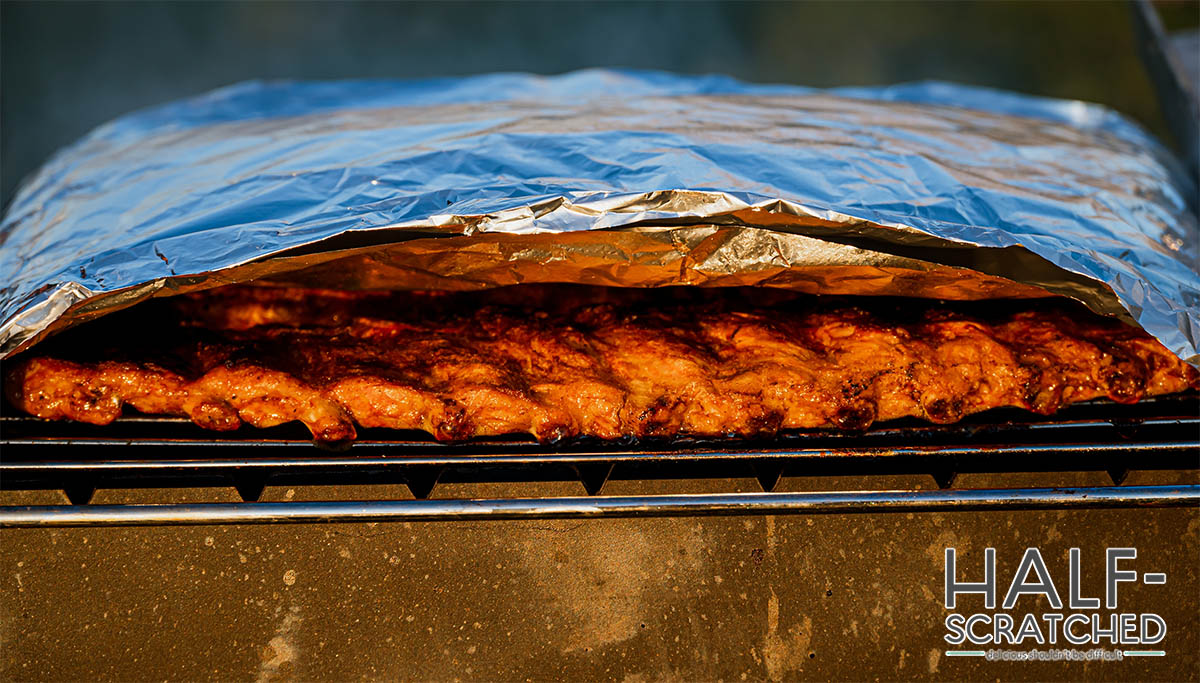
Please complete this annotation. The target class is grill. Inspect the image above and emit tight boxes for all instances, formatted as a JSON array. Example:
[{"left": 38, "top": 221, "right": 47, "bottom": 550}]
[{"left": 1, "top": 394, "right": 1197, "bottom": 527}]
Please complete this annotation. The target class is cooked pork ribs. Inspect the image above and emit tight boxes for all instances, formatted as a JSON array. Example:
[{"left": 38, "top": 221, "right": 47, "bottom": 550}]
[{"left": 5, "top": 286, "right": 1197, "bottom": 443}]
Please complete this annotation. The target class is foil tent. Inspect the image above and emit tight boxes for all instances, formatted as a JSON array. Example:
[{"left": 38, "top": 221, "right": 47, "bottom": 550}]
[{"left": 0, "top": 69, "right": 1197, "bottom": 364}]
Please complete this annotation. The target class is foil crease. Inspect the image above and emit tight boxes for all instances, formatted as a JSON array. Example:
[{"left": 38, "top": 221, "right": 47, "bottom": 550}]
[{"left": 1, "top": 70, "right": 1197, "bottom": 363}]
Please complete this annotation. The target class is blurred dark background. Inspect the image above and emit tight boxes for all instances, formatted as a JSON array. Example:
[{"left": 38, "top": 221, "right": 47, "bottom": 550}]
[{"left": 2, "top": 0, "right": 1198, "bottom": 210}]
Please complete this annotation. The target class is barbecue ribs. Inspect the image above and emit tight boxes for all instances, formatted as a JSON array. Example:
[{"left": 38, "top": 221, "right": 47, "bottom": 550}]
[{"left": 5, "top": 286, "right": 1197, "bottom": 443}]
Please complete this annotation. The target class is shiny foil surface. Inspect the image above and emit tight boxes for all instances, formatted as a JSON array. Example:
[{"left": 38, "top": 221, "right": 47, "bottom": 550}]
[{"left": 1, "top": 70, "right": 1197, "bottom": 363}]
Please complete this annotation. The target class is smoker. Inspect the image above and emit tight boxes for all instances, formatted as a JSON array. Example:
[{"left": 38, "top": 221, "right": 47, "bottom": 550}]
[{"left": 1, "top": 59, "right": 1197, "bottom": 681}]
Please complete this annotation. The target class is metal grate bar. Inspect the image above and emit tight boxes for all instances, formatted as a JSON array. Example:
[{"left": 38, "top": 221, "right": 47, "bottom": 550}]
[
  {"left": 4, "top": 440, "right": 1194, "bottom": 471},
  {"left": 1, "top": 486, "right": 1196, "bottom": 528}
]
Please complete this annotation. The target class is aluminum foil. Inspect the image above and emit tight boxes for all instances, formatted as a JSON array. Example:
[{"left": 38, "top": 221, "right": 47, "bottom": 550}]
[{"left": 2, "top": 69, "right": 1197, "bottom": 363}]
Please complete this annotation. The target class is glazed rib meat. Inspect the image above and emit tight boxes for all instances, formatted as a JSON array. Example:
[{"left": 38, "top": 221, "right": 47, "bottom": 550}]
[{"left": 5, "top": 285, "right": 1197, "bottom": 443}]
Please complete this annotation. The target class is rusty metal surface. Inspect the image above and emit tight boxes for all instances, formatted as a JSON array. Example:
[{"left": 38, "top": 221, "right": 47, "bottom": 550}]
[{"left": 1, "top": 473, "right": 1198, "bottom": 681}]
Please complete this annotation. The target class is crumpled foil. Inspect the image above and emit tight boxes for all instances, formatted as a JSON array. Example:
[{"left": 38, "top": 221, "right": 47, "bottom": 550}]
[{"left": 2, "top": 69, "right": 1197, "bottom": 364}]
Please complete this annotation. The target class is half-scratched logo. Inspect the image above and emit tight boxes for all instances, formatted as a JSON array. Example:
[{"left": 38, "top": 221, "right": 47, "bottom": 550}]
[{"left": 942, "top": 548, "right": 1166, "bottom": 661}]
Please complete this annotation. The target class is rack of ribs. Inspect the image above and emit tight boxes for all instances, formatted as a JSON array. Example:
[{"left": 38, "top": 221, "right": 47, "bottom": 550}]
[{"left": 5, "top": 285, "right": 1197, "bottom": 444}]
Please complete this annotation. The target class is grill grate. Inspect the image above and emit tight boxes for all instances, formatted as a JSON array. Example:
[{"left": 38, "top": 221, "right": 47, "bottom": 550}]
[{"left": 1, "top": 395, "right": 1197, "bottom": 526}]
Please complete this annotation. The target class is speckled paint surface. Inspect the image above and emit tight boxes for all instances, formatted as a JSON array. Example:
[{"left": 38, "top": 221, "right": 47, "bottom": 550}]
[{"left": 2, "top": 473, "right": 1197, "bottom": 681}]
